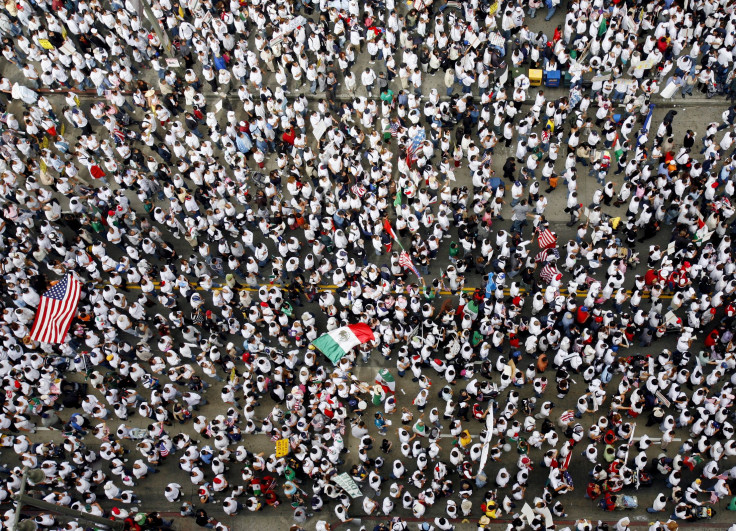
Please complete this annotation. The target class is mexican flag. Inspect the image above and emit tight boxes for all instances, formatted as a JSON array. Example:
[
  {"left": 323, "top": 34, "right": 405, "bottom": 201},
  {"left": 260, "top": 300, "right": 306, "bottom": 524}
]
[
  {"left": 394, "top": 186, "right": 403, "bottom": 207},
  {"left": 383, "top": 218, "right": 398, "bottom": 240},
  {"left": 311, "top": 324, "right": 375, "bottom": 364},
  {"left": 375, "top": 368, "right": 396, "bottom": 394},
  {"left": 613, "top": 134, "right": 624, "bottom": 163}
]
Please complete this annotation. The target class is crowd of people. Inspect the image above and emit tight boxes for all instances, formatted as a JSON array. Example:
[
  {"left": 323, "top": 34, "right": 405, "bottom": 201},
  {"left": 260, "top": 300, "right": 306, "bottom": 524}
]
[{"left": 2, "top": 0, "right": 736, "bottom": 530}]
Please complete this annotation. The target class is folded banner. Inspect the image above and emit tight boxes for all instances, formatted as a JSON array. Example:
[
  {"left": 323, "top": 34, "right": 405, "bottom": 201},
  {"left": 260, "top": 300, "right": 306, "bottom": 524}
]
[{"left": 311, "top": 323, "right": 375, "bottom": 364}]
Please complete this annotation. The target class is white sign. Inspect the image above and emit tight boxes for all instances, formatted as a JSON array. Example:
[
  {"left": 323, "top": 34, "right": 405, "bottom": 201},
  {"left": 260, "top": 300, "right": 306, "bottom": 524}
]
[
  {"left": 664, "top": 311, "right": 679, "bottom": 326},
  {"left": 334, "top": 472, "right": 362, "bottom": 498},
  {"left": 521, "top": 503, "right": 536, "bottom": 526},
  {"left": 591, "top": 74, "right": 611, "bottom": 83},
  {"left": 312, "top": 120, "right": 327, "bottom": 141},
  {"left": 270, "top": 15, "right": 307, "bottom": 46},
  {"left": 477, "top": 404, "right": 493, "bottom": 476},
  {"left": 656, "top": 391, "right": 671, "bottom": 408},
  {"left": 488, "top": 32, "right": 505, "bottom": 48}
]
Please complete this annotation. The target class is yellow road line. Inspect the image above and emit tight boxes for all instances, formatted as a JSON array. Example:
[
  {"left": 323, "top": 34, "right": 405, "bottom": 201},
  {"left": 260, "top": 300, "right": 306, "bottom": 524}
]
[{"left": 118, "top": 282, "right": 674, "bottom": 299}]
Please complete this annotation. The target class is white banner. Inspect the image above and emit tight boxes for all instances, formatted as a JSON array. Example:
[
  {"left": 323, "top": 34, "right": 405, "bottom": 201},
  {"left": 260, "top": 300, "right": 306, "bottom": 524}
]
[
  {"left": 334, "top": 472, "right": 362, "bottom": 498},
  {"left": 477, "top": 405, "right": 494, "bottom": 475}
]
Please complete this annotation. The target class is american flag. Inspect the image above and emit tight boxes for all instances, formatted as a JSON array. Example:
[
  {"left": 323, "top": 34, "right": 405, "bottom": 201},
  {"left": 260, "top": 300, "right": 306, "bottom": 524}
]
[
  {"left": 399, "top": 251, "right": 421, "bottom": 279},
  {"left": 559, "top": 410, "right": 575, "bottom": 423},
  {"left": 406, "top": 129, "right": 426, "bottom": 160},
  {"left": 351, "top": 184, "right": 367, "bottom": 197},
  {"left": 534, "top": 248, "right": 560, "bottom": 263},
  {"left": 389, "top": 120, "right": 401, "bottom": 137},
  {"left": 29, "top": 274, "right": 82, "bottom": 343},
  {"left": 537, "top": 228, "right": 557, "bottom": 249},
  {"left": 159, "top": 441, "right": 169, "bottom": 457},
  {"left": 540, "top": 263, "right": 560, "bottom": 284},
  {"left": 562, "top": 450, "right": 572, "bottom": 470}
]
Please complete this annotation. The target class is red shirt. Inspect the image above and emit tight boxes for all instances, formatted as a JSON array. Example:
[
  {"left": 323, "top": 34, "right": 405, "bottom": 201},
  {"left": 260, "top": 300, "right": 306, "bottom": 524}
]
[{"left": 282, "top": 128, "right": 296, "bottom": 145}]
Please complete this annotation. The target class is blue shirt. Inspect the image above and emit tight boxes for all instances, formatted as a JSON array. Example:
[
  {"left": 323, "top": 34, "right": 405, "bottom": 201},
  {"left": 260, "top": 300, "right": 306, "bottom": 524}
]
[{"left": 236, "top": 133, "right": 252, "bottom": 153}]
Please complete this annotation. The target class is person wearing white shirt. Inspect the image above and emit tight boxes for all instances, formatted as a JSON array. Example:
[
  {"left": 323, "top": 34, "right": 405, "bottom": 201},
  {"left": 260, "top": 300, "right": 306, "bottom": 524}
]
[{"left": 361, "top": 68, "right": 377, "bottom": 95}]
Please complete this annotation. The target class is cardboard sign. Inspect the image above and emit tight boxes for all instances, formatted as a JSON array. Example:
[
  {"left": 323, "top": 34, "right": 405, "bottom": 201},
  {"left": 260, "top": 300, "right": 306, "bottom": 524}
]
[
  {"left": 334, "top": 472, "right": 362, "bottom": 498},
  {"left": 38, "top": 39, "right": 55, "bottom": 50},
  {"left": 275, "top": 438, "right": 290, "bottom": 457},
  {"left": 166, "top": 58, "right": 181, "bottom": 68}
]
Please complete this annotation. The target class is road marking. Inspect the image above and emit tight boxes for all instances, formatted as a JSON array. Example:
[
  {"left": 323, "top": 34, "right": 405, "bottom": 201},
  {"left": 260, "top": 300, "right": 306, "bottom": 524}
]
[{"left": 108, "top": 281, "right": 675, "bottom": 299}]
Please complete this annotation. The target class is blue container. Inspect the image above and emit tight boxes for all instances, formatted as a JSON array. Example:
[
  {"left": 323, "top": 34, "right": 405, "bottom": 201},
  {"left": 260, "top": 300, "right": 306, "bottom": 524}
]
[{"left": 545, "top": 70, "right": 561, "bottom": 87}]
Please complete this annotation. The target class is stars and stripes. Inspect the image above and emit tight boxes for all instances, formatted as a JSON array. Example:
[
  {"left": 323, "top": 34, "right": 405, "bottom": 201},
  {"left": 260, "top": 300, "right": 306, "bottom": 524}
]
[
  {"left": 540, "top": 263, "right": 561, "bottom": 284},
  {"left": 537, "top": 228, "right": 557, "bottom": 249},
  {"left": 388, "top": 120, "right": 401, "bottom": 137},
  {"left": 399, "top": 251, "right": 422, "bottom": 279},
  {"left": 559, "top": 410, "right": 575, "bottom": 423},
  {"left": 398, "top": 251, "right": 413, "bottom": 269},
  {"left": 534, "top": 248, "right": 560, "bottom": 263},
  {"left": 350, "top": 184, "right": 367, "bottom": 197},
  {"left": 406, "top": 129, "right": 426, "bottom": 160},
  {"left": 562, "top": 451, "right": 573, "bottom": 470},
  {"left": 159, "top": 442, "right": 170, "bottom": 457},
  {"left": 29, "top": 274, "right": 82, "bottom": 344}
]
